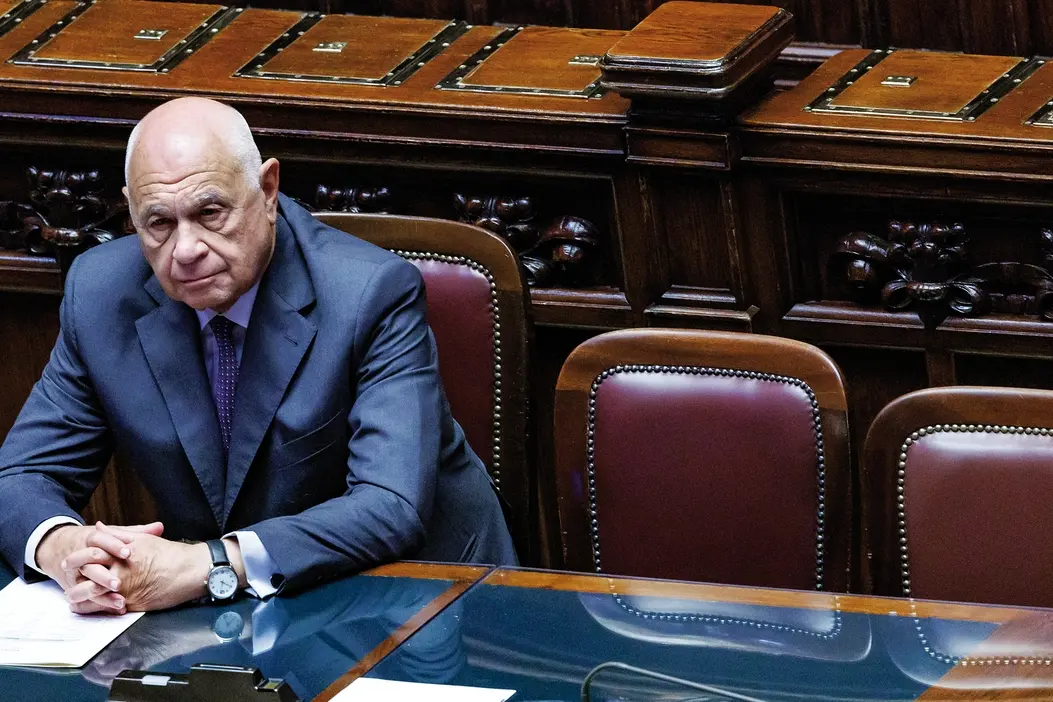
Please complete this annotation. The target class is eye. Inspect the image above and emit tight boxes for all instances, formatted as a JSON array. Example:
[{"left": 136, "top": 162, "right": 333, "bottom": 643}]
[
  {"left": 147, "top": 217, "right": 172, "bottom": 232},
  {"left": 201, "top": 206, "right": 223, "bottom": 219}
]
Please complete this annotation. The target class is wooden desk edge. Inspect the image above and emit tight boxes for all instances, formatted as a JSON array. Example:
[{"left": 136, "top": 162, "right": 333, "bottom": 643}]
[
  {"left": 483, "top": 568, "right": 1035, "bottom": 624},
  {"left": 361, "top": 561, "right": 490, "bottom": 581},
  {"left": 312, "top": 563, "right": 491, "bottom": 701}
]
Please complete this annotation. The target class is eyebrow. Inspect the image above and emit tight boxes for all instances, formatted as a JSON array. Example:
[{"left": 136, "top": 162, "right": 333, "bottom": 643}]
[
  {"left": 192, "top": 191, "right": 229, "bottom": 209},
  {"left": 141, "top": 203, "right": 171, "bottom": 221},
  {"left": 140, "top": 191, "right": 229, "bottom": 221}
]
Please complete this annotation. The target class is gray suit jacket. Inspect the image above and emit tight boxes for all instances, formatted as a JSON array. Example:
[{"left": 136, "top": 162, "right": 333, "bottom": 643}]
[{"left": 0, "top": 194, "right": 516, "bottom": 592}]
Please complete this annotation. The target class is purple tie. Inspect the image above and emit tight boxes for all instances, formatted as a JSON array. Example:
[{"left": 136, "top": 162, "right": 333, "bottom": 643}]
[{"left": 211, "top": 315, "right": 238, "bottom": 459}]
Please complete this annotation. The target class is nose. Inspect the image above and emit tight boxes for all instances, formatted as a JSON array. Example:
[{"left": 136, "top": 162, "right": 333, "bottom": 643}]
[{"left": 171, "top": 221, "right": 208, "bottom": 267}]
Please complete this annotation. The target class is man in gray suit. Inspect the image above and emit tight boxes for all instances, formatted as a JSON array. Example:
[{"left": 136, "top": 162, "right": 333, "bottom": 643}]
[{"left": 0, "top": 97, "right": 516, "bottom": 614}]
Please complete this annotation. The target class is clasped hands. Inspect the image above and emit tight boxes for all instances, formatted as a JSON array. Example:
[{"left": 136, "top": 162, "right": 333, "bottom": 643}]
[{"left": 36, "top": 522, "right": 212, "bottom": 614}]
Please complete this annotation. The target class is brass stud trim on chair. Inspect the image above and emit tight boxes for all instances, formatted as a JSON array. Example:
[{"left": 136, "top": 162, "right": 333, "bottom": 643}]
[
  {"left": 900, "top": 424, "right": 1053, "bottom": 666},
  {"left": 585, "top": 365, "right": 828, "bottom": 594},
  {"left": 390, "top": 250, "right": 503, "bottom": 490}
]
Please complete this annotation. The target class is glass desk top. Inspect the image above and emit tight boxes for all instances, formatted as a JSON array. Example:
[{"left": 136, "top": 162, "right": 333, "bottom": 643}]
[
  {"left": 365, "top": 569, "right": 1053, "bottom": 702},
  {"left": 0, "top": 561, "right": 488, "bottom": 702}
]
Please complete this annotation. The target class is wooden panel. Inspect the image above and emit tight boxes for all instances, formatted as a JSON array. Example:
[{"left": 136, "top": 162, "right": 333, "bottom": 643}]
[
  {"left": 601, "top": 1, "right": 793, "bottom": 104},
  {"left": 878, "top": 0, "right": 1032, "bottom": 55},
  {"left": 147, "top": 0, "right": 1053, "bottom": 62},
  {"left": 0, "top": 0, "right": 892, "bottom": 586},
  {"left": 0, "top": 293, "right": 58, "bottom": 441},
  {"left": 259, "top": 15, "right": 450, "bottom": 80},
  {"left": 955, "top": 354, "right": 1053, "bottom": 389},
  {"left": 959, "top": 0, "right": 1031, "bottom": 55},
  {"left": 879, "top": 0, "right": 965, "bottom": 52},
  {"left": 605, "top": 1, "right": 779, "bottom": 62},
  {"left": 828, "top": 51, "right": 1021, "bottom": 114},
  {"left": 36, "top": 0, "right": 223, "bottom": 65},
  {"left": 462, "top": 26, "right": 622, "bottom": 91},
  {"left": 0, "top": 251, "right": 61, "bottom": 294},
  {"left": 0, "top": 4, "right": 630, "bottom": 118},
  {"left": 649, "top": 172, "right": 735, "bottom": 300},
  {"left": 530, "top": 327, "right": 601, "bottom": 570},
  {"left": 1029, "top": 0, "right": 1053, "bottom": 58},
  {"left": 740, "top": 49, "right": 1053, "bottom": 148},
  {"left": 820, "top": 347, "right": 928, "bottom": 563}
]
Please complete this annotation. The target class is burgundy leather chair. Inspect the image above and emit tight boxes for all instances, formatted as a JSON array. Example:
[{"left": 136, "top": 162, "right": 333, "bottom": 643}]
[
  {"left": 554, "top": 329, "right": 851, "bottom": 591},
  {"left": 864, "top": 386, "right": 1053, "bottom": 607},
  {"left": 315, "top": 213, "right": 533, "bottom": 563}
]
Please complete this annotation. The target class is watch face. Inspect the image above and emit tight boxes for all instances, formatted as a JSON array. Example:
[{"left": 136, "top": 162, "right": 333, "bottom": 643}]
[
  {"left": 207, "top": 565, "right": 239, "bottom": 599},
  {"left": 213, "top": 611, "right": 244, "bottom": 641}
]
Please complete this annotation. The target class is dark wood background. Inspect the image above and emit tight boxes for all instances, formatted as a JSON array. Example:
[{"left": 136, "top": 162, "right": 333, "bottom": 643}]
[
  {"left": 167, "top": 0, "right": 1053, "bottom": 57},
  {"left": 7, "top": 0, "right": 1053, "bottom": 585}
]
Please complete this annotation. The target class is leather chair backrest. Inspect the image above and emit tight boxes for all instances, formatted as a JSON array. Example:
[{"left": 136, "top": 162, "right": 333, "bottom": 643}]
[
  {"left": 398, "top": 254, "right": 498, "bottom": 470},
  {"left": 864, "top": 386, "right": 1053, "bottom": 607},
  {"left": 314, "top": 213, "right": 534, "bottom": 562},
  {"left": 555, "top": 329, "right": 851, "bottom": 591}
]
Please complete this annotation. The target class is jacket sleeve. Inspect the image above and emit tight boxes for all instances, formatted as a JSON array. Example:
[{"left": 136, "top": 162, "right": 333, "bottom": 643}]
[
  {"left": 248, "top": 258, "right": 443, "bottom": 593},
  {"left": 0, "top": 256, "right": 114, "bottom": 579}
]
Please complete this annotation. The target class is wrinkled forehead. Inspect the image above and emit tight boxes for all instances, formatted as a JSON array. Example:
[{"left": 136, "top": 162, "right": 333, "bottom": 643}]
[{"left": 128, "top": 130, "right": 243, "bottom": 201}]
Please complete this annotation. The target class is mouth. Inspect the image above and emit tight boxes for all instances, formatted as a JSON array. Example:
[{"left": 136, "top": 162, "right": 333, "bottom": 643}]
[{"left": 177, "top": 273, "right": 219, "bottom": 288}]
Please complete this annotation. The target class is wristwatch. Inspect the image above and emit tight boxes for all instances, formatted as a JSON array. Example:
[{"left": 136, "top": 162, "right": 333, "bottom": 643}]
[{"left": 204, "top": 539, "right": 238, "bottom": 602}]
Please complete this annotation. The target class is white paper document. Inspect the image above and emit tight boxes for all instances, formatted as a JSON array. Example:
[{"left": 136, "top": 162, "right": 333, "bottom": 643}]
[
  {"left": 0, "top": 578, "right": 144, "bottom": 668},
  {"left": 336, "top": 678, "right": 516, "bottom": 701}
]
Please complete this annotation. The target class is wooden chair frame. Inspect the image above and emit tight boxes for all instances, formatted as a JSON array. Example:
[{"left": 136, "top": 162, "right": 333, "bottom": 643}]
[
  {"left": 316, "top": 212, "right": 534, "bottom": 563},
  {"left": 862, "top": 385, "right": 1053, "bottom": 598},
  {"left": 554, "top": 328, "right": 852, "bottom": 591}
]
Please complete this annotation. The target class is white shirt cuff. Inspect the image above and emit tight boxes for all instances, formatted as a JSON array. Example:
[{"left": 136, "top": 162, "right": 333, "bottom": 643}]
[
  {"left": 24, "top": 516, "right": 82, "bottom": 573},
  {"left": 226, "top": 530, "right": 283, "bottom": 599}
]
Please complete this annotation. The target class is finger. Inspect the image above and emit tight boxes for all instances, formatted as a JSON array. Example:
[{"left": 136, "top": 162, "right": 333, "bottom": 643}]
[
  {"left": 61, "top": 546, "right": 115, "bottom": 572},
  {"left": 66, "top": 579, "right": 125, "bottom": 606},
  {"left": 78, "top": 563, "right": 121, "bottom": 593},
  {"left": 97, "top": 521, "right": 164, "bottom": 537},
  {"left": 85, "top": 529, "right": 133, "bottom": 560},
  {"left": 125, "top": 522, "right": 164, "bottom": 537},
  {"left": 89, "top": 590, "right": 126, "bottom": 610},
  {"left": 53, "top": 564, "right": 78, "bottom": 592},
  {"left": 69, "top": 597, "right": 126, "bottom": 616},
  {"left": 94, "top": 521, "right": 140, "bottom": 544}
]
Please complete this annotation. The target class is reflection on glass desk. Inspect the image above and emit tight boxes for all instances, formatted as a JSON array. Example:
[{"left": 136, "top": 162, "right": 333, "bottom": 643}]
[
  {"left": 367, "top": 569, "right": 1053, "bottom": 702},
  {"left": 0, "top": 561, "right": 486, "bottom": 702}
]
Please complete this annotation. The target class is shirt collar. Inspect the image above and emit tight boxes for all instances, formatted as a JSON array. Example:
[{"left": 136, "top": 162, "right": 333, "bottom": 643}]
[{"left": 195, "top": 282, "right": 260, "bottom": 331}]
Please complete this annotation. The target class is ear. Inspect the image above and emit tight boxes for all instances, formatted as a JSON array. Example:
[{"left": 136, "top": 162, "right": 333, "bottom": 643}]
[
  {"left": 122, "top": 186, "right": 137, "bottom": 227},
  {"left": 259, "top": 158, "right": 280, "bottom": 224}
]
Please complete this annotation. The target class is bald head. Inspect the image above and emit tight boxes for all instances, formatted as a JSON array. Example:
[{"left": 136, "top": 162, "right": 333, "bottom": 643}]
[
  {"left": 125, "top": 98, "right": 262, "bottom": 203},
  {"left": 123, "top": 98, "right": 280, "bottom": 313}
]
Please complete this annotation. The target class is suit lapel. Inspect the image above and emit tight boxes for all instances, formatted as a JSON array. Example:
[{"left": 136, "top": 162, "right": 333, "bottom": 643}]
[
  {"left": 224, "top": 213, "right": 317, "bottom": 526},
  {"left": 136, "top": 279, "right": 226, "bottom": 527}
]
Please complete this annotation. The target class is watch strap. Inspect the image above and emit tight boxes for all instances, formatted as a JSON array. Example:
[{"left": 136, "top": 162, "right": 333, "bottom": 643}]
[{"left": 206, "top": 539, "right": 230, "bottom": 568}]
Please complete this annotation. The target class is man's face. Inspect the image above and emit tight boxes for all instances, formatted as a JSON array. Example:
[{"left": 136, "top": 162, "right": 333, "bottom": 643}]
[{"left": 126, "top": 139, "right": 278, "bottom": 312}]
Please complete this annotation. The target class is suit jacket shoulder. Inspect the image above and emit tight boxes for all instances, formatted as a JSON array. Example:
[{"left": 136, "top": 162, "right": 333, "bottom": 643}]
[
  {"left": 65, "top": 234, "right": 153, "bottom": 303},
  {"left": 279, "top": 194, "right": 413, "bottom": 274}
]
